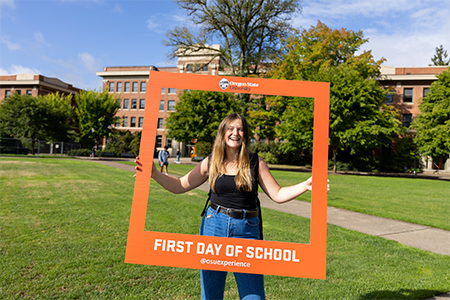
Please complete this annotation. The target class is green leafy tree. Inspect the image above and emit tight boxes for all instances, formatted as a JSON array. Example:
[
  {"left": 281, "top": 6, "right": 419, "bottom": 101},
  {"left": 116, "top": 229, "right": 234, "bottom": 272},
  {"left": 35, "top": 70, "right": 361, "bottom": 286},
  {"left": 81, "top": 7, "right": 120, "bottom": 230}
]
[
  {"left": 269, "top": 22, "right": 400, "bottom": 172},
  {"left": 271, "top": 21, "right": 383, "bottom": 81},
  {"left": 165, "top": 0, "right": 301, "bottom": 78},
  {"left": 74, "top": 89, "right": 120, "bottom": 147},
  {"left": 412, "top": 67, "right": 450, "bottom": 159},
  {"left": 103, "top": 130, "right": 141, "bottom": 156},
  {"left": 429, "top": 45, "right": 450, "bottom": 66},
  {"left": 0, "top": 93, "right": 74, "bottom": 153},
  {"left": 166, "top": 90, "right": 240, "bottom": 143}
]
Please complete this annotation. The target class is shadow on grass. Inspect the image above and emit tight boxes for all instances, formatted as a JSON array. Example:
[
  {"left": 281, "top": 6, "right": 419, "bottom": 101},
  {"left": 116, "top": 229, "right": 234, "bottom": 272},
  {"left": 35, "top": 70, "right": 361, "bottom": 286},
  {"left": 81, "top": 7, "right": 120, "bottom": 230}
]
[{"left": 359, "top": 289, "right": 449, "bottom": 300}]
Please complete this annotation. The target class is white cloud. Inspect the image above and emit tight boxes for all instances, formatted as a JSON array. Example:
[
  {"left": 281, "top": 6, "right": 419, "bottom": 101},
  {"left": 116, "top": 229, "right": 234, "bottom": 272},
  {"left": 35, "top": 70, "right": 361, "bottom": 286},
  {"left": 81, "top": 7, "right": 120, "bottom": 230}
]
[
  {"left": 0, "top": 0, "right": 15, "bottom": 8},
  {"left": 0, "top": 64, "right": 40, "bottom": 75},
  {"left": 1, "top": 36, "right": 21, "bottom": 51},
  {"left": 146, "top": 17, "right": 162, "bottom": 33},
  {"left": 112, "top": 2, "right": 122, "bottom": 13},
  {"left": 79, "top": 52, "right": 100, "bottom": 73},
  {"left": 34, "top": 32, "right": 45, "bottom": 44}
]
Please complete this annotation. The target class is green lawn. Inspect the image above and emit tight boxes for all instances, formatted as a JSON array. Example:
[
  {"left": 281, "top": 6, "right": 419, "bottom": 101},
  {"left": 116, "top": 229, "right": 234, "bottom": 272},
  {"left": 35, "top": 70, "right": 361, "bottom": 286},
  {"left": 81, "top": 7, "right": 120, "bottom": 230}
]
[
  {"left": 129, "top": 162, "right": 450, "bottom": 231},
  {"left": 1, "top": 158, "right": 449, "bottom": 299}
]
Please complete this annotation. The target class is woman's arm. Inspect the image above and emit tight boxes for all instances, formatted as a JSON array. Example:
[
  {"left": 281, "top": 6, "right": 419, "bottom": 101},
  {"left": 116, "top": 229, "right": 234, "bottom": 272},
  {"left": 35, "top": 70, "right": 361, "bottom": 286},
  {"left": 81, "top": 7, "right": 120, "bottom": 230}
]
[
  {"left": 135, "top": 156, "right": 209, "bottom": 194},
  {"left": 257, "top": 156, "right": 328, "bottom": 203}
]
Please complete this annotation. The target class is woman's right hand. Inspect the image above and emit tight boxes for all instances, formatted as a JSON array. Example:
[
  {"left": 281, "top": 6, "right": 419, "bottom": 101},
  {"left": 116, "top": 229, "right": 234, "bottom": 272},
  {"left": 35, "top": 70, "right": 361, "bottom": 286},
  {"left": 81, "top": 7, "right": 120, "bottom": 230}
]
[{"left": 134, "top": 156, "right": 157, "bottom": 177}]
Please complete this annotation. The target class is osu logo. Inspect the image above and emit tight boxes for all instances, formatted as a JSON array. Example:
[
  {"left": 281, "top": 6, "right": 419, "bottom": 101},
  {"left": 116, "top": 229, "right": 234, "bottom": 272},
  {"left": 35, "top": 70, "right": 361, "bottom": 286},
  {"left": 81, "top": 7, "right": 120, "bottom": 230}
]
[{"left": 219, "top": 78, "right": 229, "bottom": 90}]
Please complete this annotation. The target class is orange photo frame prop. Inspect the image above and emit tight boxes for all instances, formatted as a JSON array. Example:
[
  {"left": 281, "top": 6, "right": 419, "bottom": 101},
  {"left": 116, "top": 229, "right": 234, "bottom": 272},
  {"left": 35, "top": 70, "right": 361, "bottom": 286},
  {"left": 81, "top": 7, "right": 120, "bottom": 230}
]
[{"left": 125, "top": 71, "right": 330, "bottom": 279}]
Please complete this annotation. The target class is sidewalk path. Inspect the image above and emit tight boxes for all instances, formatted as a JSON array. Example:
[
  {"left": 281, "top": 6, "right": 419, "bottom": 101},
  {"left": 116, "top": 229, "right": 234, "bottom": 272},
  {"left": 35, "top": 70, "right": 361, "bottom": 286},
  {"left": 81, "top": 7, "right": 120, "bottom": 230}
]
[{"left": 93, "top": 159, "right": 450, "bottom": 256}]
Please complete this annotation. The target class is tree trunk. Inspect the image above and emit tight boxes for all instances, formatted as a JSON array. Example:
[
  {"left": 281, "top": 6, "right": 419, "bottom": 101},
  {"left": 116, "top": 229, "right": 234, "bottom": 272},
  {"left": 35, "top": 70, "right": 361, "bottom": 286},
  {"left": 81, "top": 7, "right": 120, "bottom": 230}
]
[{"left": 333, "top": 148, "right": 337, "bottom": 173}]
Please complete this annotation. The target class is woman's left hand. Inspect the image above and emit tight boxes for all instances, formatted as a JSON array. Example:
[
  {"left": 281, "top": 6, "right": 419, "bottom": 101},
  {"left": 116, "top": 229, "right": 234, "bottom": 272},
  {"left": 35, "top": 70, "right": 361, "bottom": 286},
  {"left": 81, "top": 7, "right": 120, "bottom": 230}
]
[{"left": 304, "top": 177, "right": 330, "bottom": 192}]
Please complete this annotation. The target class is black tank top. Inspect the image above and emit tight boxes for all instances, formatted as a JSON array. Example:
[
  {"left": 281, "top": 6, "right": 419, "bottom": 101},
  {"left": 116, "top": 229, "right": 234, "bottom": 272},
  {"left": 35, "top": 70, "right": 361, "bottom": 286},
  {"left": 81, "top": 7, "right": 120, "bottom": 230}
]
[{"left": 210, "top": 154, "right": 259, "bottom": 210}]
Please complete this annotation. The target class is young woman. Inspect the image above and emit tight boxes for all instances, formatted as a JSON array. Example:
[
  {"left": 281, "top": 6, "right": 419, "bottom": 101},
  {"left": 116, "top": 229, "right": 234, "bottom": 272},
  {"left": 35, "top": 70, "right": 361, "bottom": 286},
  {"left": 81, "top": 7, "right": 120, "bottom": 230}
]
[{"left": 135, "top": 113, "right": 328, "bottom": 300}]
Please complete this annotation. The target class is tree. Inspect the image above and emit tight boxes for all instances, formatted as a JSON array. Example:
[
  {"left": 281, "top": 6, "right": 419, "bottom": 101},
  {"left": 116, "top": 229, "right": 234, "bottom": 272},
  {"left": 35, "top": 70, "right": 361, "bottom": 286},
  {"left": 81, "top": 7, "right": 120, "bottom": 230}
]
[
  {"left": 164, "top": 0, "right": 301, "bottom": 77},
  {"left": 103, "top": 130, "right": 141, "bottom": 156},
  {"left": 269, "top": 22, "right": 400, "bottom": 172},
  {"left": 166, "top": 90, "right": 240, "bottom": 143},
  {"left": 271, "top": 21, "right": 383, "bottom": 81},
  {"left": 0, "top": 93, "right": 74, "bottom": 153},
  {"left": 74, "top": 89, "right": 120, "bottom": 147},
  {"left": 412, "top": 67, "right": 450, "bottom": 160},
  {"left": 430, "top": 45, "right": 450, "bottom": 66}
]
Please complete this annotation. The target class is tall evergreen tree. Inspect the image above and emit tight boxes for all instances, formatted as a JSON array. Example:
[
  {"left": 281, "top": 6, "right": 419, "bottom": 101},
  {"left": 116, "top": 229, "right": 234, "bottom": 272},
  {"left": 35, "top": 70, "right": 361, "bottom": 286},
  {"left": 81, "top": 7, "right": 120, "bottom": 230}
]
[{"left": 430, "top": 45, "right": 450, "bottom": 66}]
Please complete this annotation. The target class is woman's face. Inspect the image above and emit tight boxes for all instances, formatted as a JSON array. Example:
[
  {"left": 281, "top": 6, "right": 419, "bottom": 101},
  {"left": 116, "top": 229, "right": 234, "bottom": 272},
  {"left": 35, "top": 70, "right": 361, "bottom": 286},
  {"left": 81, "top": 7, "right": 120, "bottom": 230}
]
[{"left": 224, "top": 118, "right": 244, "bottom": 150}]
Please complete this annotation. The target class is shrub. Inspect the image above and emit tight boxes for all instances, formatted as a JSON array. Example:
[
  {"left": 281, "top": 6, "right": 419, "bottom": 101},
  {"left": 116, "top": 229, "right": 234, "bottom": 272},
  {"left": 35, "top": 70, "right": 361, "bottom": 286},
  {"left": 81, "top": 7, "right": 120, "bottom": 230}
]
[
  {"left": 68, "top": 148, "right": 91, "bottom": 156},
  {"left": 259, "top": 152, "right": 278, "bottom": 164},
  {"left": 195, "top": 141, "right": 212, "bottom": 157}
]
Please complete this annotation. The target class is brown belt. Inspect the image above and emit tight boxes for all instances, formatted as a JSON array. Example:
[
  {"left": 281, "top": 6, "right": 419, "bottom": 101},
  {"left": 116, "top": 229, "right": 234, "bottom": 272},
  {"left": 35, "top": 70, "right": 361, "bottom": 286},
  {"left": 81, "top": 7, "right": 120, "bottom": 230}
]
[{"left": 210, "top": 202, "right": 259, "bottom": 219}]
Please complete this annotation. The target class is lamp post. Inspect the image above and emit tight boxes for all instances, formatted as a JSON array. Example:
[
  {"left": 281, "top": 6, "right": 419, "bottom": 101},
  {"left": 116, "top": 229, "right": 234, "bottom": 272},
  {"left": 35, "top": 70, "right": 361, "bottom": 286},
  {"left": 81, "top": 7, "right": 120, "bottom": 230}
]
[{"left": 413, "top": 141, "right": 417, "bottom": 176}]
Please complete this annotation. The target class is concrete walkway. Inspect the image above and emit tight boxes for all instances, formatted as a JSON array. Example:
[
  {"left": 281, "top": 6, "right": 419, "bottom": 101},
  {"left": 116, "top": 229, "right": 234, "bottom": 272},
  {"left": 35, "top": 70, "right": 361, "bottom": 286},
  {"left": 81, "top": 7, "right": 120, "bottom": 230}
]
[{"left": 92, "top": 158, "right": 450, "bottom": 300}]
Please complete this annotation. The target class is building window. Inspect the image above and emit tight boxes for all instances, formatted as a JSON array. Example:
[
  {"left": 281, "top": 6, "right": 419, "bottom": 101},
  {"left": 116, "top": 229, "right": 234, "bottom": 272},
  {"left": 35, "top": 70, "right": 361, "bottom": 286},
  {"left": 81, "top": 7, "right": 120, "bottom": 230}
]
[
  {"left": 167, "top": 138, "right": 172, "bottom": 148},
  {"left": 186, "top": 64, "right": 193, "bottom": 72},
  {"left": 156, "top": 135, "right": 162, "bottom": 148},
  {"left": 132, "top": 82, "right": 138, "bottom": 92},
  {"left": 402, "top": 114, "right": 412, "bottom": 127},
  {"left": 116, "top": 82, "right": 122, "bottom": 92},
  {"left": 138, "top": 117, "right": 144, "bottom": 128},
  {"left": 384, "top": 93, "right": 393, "bottom": 103},
  {"left": 168, "top": 100, "right": 175, "bottom": 111},
  {"left": 202, "top": 65, "right": 208, "bottom": 71},
  {"left": 131, "top": 99, "right": 137, "bottom": 109},
  {"left": 123, "top": 116, "right": 128, "bottom": 127},
  {"left": 26, "top": 90, "right": 32, "bottom": 95},
  {"left": 157, "top": 118, "right": 164, "bottom": 129},
  {"left": 403, "top": 88, "right": 413, "bottom": 103},
  {"left": 115, "top": 118, "right": 121, "bottom": 127},
  {"left": 130, "top": 117, "right": 136, "bottom": 127},
  {"left": 168, "top": 88, "right": 176, "bottom": 94},
  {"left": 15, "top": 90, "right": 21, "bottom": 95},
  {"left": 5, "top": 90, "right": 11, "bottom": 97},
  {"left": 124, "top": 82, "right": 130, "bottom": 92},
  {"left": 161, "top": 87, "right": 165, "bottom": 94},
  {"left": 423, "top": 88, "right": 430, "bottom": 98},
  {"left": 160, "top": 100, "right": 165, "bottom": 111},
  {"left": 123, "top": 99, "right": 129, "bottom": 109},
  {"left": 139, "top": 99, "right": 145, "bottom": 109},
  {"left": 109, "top": 82, "right": 115, "bottom": 92},
  {"left": 140, "top": 82, "right": 146, "bottom": 92}
]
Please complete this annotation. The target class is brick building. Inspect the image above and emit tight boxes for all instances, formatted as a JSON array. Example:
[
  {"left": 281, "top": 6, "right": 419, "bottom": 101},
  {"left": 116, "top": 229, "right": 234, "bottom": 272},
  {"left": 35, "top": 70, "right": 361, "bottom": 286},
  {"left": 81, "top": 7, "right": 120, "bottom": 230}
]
[
  {"left": 378, "top": 66, "right": 448, "bottom": 127},
  {"left": 0, "top": 73, "right": 80, "bottom": 102},
  {"left": 96, "top": 45, "right": 222, "bottom": 157},
  {"left": 377, "top": 66, "right": 449, "bottom": 171}
]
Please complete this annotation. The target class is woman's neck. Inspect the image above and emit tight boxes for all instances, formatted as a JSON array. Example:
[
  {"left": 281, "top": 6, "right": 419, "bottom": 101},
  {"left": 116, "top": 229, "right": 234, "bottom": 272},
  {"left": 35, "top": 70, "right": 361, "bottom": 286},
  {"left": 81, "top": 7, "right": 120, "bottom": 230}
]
[{"left": 224, "top": 147, "right": 239, "bottom": 162}]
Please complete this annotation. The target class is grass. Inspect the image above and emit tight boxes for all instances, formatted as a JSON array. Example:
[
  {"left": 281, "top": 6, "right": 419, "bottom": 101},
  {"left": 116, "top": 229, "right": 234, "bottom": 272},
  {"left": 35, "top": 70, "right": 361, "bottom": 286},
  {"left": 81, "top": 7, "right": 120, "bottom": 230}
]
[{"left": 1, "top": 157, "right": 449, "bottom": 299}]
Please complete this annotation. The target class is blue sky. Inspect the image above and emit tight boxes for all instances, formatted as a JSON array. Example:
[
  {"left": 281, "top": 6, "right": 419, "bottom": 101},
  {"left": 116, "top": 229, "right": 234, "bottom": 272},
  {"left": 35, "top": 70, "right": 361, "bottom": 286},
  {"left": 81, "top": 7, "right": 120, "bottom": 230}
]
[{"left": 1, "top": 0, "right": 449, "bottom": 90}]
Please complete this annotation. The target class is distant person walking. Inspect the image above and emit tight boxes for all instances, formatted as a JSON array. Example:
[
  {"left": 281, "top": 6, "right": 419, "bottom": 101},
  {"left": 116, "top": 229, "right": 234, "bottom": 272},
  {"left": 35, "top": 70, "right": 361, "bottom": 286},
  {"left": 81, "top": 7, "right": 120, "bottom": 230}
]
[
  {"left": 158, "top": 145, "right": 169, "bottom": 175},
  {"left": 176, "top": 148, "right": 181, "bottom": 164},
  {"left": 90, "top": 146, "right": 95, "bottom": 159}
]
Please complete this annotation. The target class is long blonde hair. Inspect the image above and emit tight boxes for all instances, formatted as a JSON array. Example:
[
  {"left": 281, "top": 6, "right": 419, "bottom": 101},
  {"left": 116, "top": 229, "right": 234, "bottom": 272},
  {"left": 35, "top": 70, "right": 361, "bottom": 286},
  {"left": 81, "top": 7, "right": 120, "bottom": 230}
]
[{"left": 209, "top": 113, "right": 253, "bottom": 193}]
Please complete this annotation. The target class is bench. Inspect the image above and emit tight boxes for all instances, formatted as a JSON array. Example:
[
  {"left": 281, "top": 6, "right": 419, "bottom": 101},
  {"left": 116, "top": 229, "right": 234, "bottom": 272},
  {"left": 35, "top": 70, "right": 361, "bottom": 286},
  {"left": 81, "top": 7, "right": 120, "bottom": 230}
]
[
  {"left": 101, "top": 152, "right": 115, "bottom": 157},
  {"left": 192, "top": 156, "right": 204, "bottom": 162},
  {"left": 121, "top": 153, "right": 135, "bottom": 158}
]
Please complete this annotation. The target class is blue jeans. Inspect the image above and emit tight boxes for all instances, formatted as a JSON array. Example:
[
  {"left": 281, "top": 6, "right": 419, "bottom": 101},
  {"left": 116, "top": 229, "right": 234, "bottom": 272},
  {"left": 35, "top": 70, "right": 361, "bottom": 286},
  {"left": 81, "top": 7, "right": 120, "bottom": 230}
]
[{"left": 199, "top": 206, "right": 265, "bottom": 300}]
